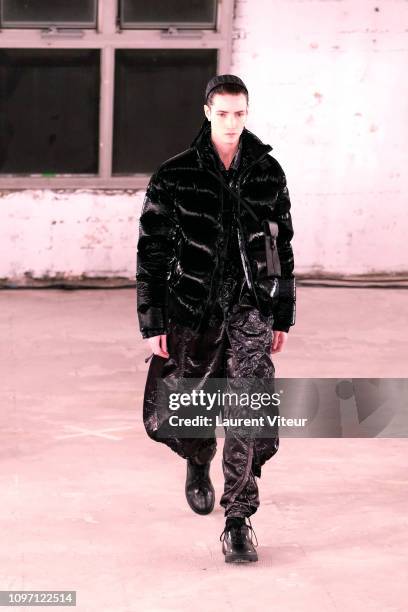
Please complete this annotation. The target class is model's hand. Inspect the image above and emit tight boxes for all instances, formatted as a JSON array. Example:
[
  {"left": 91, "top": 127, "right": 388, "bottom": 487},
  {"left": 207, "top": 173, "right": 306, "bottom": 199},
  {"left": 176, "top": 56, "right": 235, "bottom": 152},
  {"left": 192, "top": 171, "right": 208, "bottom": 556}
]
[
  {"left": 271, "top": 330, "right": 287, "bottom": 354},
  {"left": 147, "top": 334, "right": 169, "bottom": 359}
]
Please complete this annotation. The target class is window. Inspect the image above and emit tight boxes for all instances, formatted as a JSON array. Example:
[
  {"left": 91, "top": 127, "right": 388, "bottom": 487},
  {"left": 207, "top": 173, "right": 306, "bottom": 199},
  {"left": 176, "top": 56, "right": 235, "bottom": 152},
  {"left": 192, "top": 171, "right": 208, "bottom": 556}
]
[
  {"left": 113, "top": 49, "right": 217, "bottom": 174},
  {"left": 119, "top": 0, "right": 217, "bottom": 29},
  {"left": 0, "top": 0, "right": 98, "bottom": 29},
  {"left": 0, "top": 49, "right": 100, "bottom": 174},
  {"left": 0, "top": 0, "right": 233, "bottom": 188}
]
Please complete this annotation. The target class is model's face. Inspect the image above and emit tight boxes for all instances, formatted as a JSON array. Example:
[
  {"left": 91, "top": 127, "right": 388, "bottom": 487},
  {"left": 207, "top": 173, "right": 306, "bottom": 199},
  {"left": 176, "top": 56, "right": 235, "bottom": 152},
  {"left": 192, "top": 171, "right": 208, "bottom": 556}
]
[{"left": 204, "top": 93, "right": 248, "bottom": 145}]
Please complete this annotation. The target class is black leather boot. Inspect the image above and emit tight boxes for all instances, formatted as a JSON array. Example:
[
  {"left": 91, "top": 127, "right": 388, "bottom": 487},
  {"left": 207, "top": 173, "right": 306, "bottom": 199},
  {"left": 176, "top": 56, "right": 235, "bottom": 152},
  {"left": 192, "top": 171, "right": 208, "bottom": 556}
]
[
  {"left": 220, "top": 517, "right": 259, "bottom": 563},
  {"left": 185, "top": 457, "right": 215, "bottom": 515}
]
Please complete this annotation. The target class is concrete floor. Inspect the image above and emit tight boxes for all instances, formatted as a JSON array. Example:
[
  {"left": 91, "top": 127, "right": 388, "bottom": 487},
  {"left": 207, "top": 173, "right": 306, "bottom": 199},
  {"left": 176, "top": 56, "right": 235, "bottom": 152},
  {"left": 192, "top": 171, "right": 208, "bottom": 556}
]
[{"left": 0, "top": 287, "right": 407, "bottom": 612}]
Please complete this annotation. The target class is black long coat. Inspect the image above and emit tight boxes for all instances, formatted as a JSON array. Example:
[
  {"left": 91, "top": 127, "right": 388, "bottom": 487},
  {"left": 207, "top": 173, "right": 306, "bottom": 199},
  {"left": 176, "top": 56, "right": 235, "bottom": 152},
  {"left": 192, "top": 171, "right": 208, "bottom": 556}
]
[{"left": 136, "top": 118, "right": 296, "bottom": 338}]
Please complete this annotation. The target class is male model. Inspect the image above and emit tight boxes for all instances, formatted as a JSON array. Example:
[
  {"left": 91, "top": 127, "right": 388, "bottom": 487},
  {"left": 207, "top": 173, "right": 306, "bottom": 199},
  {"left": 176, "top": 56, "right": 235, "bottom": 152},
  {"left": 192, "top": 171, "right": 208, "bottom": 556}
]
[{"left": 137, "top": 74, "right": 296, "bottom": 563}]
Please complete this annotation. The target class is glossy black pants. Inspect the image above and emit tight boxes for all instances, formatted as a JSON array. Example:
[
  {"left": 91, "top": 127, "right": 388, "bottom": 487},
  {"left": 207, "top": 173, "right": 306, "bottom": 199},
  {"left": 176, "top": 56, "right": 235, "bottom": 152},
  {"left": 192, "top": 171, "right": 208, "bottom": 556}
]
[{"left": 142, "top": 279, "right": 279, "bottom": 519}]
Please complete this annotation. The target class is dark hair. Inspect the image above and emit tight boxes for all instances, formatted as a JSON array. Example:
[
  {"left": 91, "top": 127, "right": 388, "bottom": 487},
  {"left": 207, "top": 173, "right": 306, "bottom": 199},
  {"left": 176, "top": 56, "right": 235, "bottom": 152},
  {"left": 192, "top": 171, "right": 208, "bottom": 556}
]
[{"left": 206, "top": 83, "right": 249, "bottom": 107}]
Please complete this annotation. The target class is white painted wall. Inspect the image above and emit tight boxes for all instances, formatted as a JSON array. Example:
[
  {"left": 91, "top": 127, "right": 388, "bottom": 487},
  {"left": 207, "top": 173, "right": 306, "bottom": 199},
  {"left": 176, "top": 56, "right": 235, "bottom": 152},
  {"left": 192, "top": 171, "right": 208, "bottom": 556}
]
[
  {"left": 0, "top": 190, "right": 141, "bottom": 280},
  {"left": 1, "top": 0, "right": 406, "bottom": 280}
]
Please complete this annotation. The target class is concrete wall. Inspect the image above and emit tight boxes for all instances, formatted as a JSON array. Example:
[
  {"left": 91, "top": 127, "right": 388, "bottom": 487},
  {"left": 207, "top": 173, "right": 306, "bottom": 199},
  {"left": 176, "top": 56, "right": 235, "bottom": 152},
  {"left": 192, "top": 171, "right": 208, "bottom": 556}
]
[
  {"left": 1, "top": 0, "right": 406, "bottom": 281},
  {"left": 0, "top": 190, "right": 142, "bottom": 280}
]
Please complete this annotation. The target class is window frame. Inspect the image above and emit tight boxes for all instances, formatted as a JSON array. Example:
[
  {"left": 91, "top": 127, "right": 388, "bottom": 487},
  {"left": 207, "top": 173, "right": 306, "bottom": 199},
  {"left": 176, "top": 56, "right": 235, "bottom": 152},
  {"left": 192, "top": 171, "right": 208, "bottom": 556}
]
[
  {"left": 0, "top": 0, "right": 99, "bottom": 29},
  {"left": 0, "top": 0, "right": 234, "bottom": 189}
]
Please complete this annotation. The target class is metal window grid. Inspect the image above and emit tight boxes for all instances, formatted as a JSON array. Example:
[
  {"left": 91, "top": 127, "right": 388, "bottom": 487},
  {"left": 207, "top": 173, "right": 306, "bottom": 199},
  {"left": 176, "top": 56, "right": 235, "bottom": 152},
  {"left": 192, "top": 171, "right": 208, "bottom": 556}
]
[{"left": 0, "top": 0, "right": 234, "bottom": 189}]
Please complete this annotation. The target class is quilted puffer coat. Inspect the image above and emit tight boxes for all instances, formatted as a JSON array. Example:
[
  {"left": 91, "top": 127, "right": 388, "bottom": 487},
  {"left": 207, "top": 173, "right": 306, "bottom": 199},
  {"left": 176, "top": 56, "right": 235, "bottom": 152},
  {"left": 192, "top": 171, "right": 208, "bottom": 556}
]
[{"left": 136, "top": 117, "right": 296, "bottom": 338}]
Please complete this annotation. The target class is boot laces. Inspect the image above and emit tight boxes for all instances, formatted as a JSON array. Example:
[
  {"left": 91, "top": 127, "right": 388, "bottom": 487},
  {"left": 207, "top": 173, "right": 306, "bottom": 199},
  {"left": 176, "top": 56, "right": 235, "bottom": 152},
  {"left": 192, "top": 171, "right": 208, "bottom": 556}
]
[
  {"left": 219, "top": 515, "right": 258, "bottom": 547},
  {"left": 219, "top": 477, "right": 259, "bottom": 546}
]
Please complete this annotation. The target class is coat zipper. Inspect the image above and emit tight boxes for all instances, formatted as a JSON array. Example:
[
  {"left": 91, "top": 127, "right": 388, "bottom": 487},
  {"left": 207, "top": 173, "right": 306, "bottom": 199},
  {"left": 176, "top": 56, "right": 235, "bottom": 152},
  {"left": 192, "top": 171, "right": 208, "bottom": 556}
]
[{"left": 195, "top": 148, "right": 270, "bottom": 321}]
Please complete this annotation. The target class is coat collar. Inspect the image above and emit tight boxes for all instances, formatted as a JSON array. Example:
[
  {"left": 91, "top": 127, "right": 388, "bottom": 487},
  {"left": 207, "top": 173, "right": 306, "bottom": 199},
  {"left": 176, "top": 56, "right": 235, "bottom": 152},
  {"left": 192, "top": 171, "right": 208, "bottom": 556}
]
[
  {"left": 210, "top": 135, "right": 242, "bottom": 173},
  {"left": 190, "top": 117, "right": 273, "bottom": 175}
]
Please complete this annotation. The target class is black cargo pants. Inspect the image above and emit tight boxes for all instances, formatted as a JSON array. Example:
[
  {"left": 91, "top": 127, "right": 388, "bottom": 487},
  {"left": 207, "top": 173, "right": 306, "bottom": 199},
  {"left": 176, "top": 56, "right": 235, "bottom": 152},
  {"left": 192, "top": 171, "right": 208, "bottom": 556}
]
[{"left": 142, "top": 274, "right": 279, "bottom": 519}]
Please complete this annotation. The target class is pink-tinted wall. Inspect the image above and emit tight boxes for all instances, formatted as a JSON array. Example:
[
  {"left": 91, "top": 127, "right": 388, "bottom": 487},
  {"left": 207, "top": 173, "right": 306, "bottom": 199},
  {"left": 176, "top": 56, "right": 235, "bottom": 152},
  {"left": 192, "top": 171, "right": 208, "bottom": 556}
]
[{"left": 0, "top": 0, "right": 406, "bottom": 280}]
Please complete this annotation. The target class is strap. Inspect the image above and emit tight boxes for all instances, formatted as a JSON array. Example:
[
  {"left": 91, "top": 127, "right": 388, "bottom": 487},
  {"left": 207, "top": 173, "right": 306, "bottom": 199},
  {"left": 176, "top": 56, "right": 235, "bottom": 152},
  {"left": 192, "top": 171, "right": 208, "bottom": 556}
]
[
  {"left": 205, "top": 168, "right": 261, "bottom": 225},
  {"left": 265, "top": 235, "right": 274, "bottom": 275},
  {"left": 204, "top": 166, "right": 282, "bottom": 278}
]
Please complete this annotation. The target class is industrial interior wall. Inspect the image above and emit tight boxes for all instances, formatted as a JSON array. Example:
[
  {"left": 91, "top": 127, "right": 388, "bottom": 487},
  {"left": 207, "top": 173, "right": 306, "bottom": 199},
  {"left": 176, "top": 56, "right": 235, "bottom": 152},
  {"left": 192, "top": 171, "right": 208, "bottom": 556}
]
[{"left": 0, "top": 0, "right": 406, "bottom": 281}]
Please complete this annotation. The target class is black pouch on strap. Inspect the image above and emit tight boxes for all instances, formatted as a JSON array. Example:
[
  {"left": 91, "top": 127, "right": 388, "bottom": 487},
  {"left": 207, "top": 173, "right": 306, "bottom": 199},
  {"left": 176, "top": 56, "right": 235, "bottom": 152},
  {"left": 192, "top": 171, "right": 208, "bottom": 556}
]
[
  {"left": 262, "top": 220, "right": 281, "bottom": 278},
  {"left": 204, "top": 167, "right": 282, "bottom": 280}
]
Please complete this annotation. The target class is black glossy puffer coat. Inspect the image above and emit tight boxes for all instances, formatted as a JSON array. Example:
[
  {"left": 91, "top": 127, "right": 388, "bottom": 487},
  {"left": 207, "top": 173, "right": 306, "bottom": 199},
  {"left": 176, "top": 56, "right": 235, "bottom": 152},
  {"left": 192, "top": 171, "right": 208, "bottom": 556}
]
[{"left": 136, "top": 118, "right": 296, "bottom": 338}]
